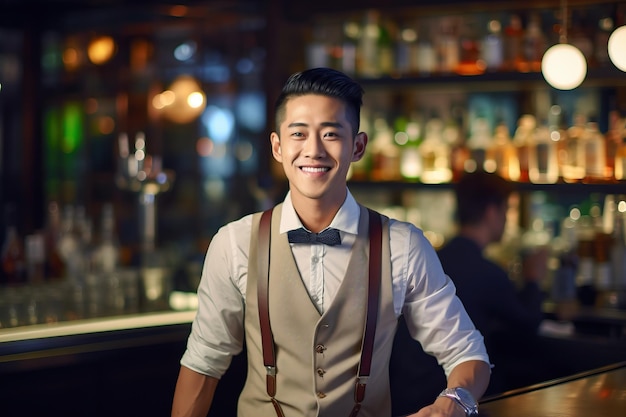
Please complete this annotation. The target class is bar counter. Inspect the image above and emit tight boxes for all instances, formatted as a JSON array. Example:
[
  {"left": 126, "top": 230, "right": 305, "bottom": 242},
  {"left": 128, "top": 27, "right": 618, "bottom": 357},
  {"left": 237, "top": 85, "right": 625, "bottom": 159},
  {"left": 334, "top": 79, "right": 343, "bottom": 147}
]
[{"left": 480, "top": 361, "right": 626, "bottom": 417}]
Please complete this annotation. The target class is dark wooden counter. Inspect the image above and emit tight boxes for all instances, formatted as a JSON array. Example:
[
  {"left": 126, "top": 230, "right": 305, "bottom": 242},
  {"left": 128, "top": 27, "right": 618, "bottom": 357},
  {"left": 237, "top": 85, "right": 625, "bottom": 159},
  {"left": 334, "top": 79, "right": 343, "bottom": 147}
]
[{"left": 479, "top": 361, "right": 626, "bottom": 417}]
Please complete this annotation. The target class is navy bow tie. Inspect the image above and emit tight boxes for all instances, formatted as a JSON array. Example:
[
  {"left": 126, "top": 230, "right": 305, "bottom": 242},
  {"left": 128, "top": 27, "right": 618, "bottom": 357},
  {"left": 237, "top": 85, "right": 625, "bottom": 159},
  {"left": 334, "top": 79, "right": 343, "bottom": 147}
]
[{"left": 287, "top": 227, "right": 341, "bottom": 246}]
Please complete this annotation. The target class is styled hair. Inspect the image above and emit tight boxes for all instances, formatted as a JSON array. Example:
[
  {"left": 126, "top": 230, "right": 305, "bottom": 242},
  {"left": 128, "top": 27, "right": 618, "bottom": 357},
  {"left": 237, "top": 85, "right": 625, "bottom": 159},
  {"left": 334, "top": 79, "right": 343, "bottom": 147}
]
[
  {"left": 274, "top": 67, "right": 364, "bottom": 136},
  {"left": 455, "top": 171, "right": 514, "bottom": 226}
]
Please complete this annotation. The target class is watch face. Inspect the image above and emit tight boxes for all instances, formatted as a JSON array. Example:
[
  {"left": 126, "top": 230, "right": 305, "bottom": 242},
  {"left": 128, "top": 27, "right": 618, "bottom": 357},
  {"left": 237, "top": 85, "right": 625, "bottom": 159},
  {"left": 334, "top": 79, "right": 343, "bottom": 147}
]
[{"left": 456, "top": 387, "right": 475, "bottom": 406}]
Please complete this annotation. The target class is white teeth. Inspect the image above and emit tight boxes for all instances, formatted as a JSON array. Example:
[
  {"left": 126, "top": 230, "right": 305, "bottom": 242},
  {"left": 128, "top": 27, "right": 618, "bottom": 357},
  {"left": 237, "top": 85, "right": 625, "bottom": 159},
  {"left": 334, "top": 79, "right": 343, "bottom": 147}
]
[{"left": 301, "top": 167, "right": 328, "bottom": 173}]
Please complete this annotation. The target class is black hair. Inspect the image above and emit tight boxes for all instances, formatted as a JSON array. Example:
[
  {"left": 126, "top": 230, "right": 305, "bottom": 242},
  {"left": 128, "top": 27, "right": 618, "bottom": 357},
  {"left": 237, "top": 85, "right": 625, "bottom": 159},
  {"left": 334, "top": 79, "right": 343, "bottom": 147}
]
[
  {"left": 455, "top": 171, "right": 514, "bottom": 226},
  {"left": 274, "top": 67, "right": 364, "bottom": 136}
]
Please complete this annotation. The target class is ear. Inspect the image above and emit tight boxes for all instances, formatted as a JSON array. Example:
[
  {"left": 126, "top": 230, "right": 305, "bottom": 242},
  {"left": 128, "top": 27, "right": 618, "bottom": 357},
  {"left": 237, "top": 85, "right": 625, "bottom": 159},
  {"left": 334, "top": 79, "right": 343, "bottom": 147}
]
[
  {"left": 352, "top": 132, "right": 368, "bottom": 162},
  {"left": 270, "top": 132, "right": 282, "bottom": 163}
]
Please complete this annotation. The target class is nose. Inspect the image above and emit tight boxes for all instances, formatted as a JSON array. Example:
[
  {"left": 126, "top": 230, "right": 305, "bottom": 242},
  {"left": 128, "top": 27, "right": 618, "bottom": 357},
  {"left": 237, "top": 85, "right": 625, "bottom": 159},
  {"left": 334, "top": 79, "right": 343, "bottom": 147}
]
[{"left": 302, "top": 133, "right": 326, "bottom": 158}]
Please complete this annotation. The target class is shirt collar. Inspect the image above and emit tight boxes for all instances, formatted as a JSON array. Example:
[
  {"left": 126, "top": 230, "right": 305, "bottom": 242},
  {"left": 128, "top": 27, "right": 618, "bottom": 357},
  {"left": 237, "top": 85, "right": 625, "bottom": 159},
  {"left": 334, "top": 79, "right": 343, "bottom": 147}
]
[{"left": 280, "top": 189, "right": 360, "bottom": 236}]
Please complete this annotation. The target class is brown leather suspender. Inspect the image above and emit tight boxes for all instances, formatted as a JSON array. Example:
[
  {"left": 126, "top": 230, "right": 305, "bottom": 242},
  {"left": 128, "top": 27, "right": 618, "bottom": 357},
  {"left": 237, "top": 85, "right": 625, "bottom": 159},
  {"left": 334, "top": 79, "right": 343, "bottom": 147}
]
[{"left": 258, "top": 208, "right": 382, "bottom": 417}]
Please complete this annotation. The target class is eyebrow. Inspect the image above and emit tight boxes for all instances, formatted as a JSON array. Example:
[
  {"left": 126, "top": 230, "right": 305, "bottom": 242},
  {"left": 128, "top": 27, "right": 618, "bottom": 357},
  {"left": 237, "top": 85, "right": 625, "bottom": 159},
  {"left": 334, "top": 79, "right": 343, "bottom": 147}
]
[{"left": 287, "top": 121, "right": 344, "bottom": 129}]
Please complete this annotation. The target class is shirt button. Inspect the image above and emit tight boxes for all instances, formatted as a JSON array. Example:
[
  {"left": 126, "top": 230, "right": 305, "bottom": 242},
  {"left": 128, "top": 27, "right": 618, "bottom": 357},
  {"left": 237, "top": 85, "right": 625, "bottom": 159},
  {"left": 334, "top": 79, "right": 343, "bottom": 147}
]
[
  {"left": 316, "top": 367, "right": 326, "bottom": 377},
  {"left": 315, "top": 344, "right": 326, "bottom": 354},
  {"left": 317, "top": 391, "right": 326, "bottom": 399},
  {"left": 312, "top": 256, "right": 319, "bottom": 263}
]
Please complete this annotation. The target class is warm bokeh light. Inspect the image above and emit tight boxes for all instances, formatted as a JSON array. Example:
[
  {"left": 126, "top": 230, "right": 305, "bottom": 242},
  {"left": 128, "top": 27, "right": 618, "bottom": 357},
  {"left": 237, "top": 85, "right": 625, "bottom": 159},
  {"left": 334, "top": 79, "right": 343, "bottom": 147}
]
[
  {"left": 155, "top": 75, "right": 206, "bottom": 123},
  {"left": 62, "top": 47, "right": 80, "bottom": 70},
  {"left": 608, "top": 25, "right": 626, "bottom": 72},
  {"left": 87, "top": 35, "right": 116, "bottom": 65},
  {"left": 541, "top": 43, "right": 587, "bottom": 90}
]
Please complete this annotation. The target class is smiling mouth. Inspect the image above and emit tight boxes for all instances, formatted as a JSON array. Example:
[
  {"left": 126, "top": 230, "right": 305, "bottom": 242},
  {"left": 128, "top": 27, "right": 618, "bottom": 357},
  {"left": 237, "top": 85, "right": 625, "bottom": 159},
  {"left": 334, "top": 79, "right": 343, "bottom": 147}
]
[{"left": 300, "top": 166, "right": 330, "bottom": 173}]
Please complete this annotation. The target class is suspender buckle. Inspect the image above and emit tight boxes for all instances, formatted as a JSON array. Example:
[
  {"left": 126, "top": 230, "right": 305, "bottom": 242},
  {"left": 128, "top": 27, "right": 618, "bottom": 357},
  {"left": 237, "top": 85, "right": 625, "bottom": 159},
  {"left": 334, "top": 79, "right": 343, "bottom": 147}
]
[{"left": 265, "top": 365, "right": 277, "bottom": 376}]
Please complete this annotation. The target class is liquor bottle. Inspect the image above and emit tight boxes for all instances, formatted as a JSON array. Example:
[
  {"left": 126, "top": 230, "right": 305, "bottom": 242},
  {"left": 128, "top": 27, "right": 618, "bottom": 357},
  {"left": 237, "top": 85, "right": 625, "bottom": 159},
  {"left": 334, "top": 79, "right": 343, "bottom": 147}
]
[
  {"left": 92, "top": 203, "right": 120, "bottom": 275},
  {"left": 377, "top": 17, "right": 395, "bottom": 76},
  {"left": 521, "top": 12, "right": 546, "bottom": 72},
  {"left": 414, "top": 24, "right": 437, "bottom": 76},
  {"left": 25, "top": 233, "right": 45, "bottom": 284},
  {"left": 503, "top": 13, "right": 524, "bottom": 71},
  {"left": 512, "top": 114, "right": 536, "bottom": 182},
  {"left": 529, "top": 123, "right": 559, "bottom": 184},
  {"left": 1, "top": 204, "right": 25, "bottom": 285},
  {"left": 43, "top": 201, "right": 66, "bottom": 281},
  {"left": 482, "top": 18, "right": 504, "bottom": 72},
  {"left": 358, "top": 9, "right": 382, "bottom": 77},
  {"left": 448, "top": 103, "right": 470, "bottom": 182},
  {"left": 610, "top": 195, "right": 626, "bottom": 295},
  {"left": 457, "top": 17, "right": 484, "bottom": 75},
  {"left": 487, "top": 120, "right": 520, "bottom": 181},
  {"left": 370, "top": 114, "right": 401, "bottom": 181},
  {"left": 562, "top": 113, "right": 587, "bottom": 183},
  {"left": 399, "top": 112, "right": 423, "bottom": 181},
  {"left": 614, "top": 116, "right": 626, "bottom": 181},
  {"left": 582, "top": 120, "right": 608, "bottom": 182},
  {"left": 548, "top": 105, "right": 570, "bottom": 182},
  {"left": 465, "top": 117, "right": 492, "bottom": 173},
  {"left": 437, "top": 16, "right": 460, "bottom": 74},
  {"left": 604, "top": 110, "right": 622, "bottom": 180},
  {"left": 419, "top": 112, "right": 452, "bottom": 184}
]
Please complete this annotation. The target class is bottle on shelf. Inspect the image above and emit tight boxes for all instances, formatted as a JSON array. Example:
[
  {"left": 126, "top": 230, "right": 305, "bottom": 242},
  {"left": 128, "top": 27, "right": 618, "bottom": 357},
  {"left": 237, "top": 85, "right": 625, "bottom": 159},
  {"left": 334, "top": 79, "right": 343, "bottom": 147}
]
[
  {"left": 609, "top": 196, "right": 626, "bottom": 304},
  {"left": 436, "top": 16, "right": 460, "bottom": 74},
  {"left": 604, "top": 110, "right": 622, "bottom": 180},
  {"left": 487, "top": 119, "right": 520, "bottom": 181},
  {"left": 465, "top": 116, "right": 492, "bottom": 173},
  {"left": 369, "top": 113, "right": 401, "bottom": 181},
  {"left": 503, "top": 13, "right": 524, "bottom": 72},
  {"left": 399, "top": 112, "right": 423, "bottom": 181},
  {"left": 482, "top": 17, "right": 504, "bottom": 72},
  {"left": 357, "top": 9, "right": 382, "bottom": 77},
  {"left": 562, "top": 113, "right": 587, "bottom": 183},
  {"left": 521, "top": 12, "right": 546, "bottom": 72},
  {"left": 419, "top": 111, "right": 452, "bottom": 184},
  {"left": 1, "top": 204, "right": 25, "bottom": 285},
  {"left": 614, "top": 115, "right": 626, "bottom": 181},
  {"left": 529, "top": 122, "right": 559, "bottom": 184},
  {"left": 414, "top": 24, "right": 437, "bottom": 76},
  {"left": 512, "top": 114, "right": 537, "bottom": 182},
  {"left": 43, "top": 201, "right": 66, "bottom": 281},
  {"left": 456, "top": 16, "right": 484, "bottom": 75},
  {"left": 582, "top": 119, "right": 608, "bottom": 182}
]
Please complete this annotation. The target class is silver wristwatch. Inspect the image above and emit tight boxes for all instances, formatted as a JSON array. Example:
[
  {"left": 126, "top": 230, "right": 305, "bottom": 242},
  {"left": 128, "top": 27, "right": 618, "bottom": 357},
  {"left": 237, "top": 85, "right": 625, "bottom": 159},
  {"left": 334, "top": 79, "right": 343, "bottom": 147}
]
[{"left": 438, "top": 387, "right": 479, "bottom": 416}]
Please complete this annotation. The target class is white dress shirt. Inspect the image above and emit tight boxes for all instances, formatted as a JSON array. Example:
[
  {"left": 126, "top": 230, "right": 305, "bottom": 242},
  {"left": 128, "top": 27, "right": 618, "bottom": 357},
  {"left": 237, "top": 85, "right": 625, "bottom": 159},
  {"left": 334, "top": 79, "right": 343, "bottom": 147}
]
[{"left": 181, "top": 189, "right": 489, "bottom": 379}]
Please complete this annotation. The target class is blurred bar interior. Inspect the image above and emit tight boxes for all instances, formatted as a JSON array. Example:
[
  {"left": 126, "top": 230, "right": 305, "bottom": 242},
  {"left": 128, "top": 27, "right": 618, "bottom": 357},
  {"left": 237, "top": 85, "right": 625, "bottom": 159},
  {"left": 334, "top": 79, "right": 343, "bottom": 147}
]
[{"left": 1, "top": 0, "right": 626, "bottom": 416}]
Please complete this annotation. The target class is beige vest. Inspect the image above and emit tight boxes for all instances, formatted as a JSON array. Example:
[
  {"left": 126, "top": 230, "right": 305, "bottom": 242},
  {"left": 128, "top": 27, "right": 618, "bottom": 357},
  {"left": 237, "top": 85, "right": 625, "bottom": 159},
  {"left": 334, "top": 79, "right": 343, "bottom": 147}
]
[{"left": 239, "top": 204, "right": 396, "bottom": 417}]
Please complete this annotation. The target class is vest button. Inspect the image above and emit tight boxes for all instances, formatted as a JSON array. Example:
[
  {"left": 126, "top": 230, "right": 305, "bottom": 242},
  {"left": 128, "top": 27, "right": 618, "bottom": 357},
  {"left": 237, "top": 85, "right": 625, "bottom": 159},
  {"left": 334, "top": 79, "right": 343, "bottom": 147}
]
[
  {"left": 317, "top": 391, "right": 326, "bottom": 399},
  {"left": 316, "top": 367, "right": 326, "bottom": 377},
  {"left": 315, "top": 344, "right": 326, "bottom": 354}
]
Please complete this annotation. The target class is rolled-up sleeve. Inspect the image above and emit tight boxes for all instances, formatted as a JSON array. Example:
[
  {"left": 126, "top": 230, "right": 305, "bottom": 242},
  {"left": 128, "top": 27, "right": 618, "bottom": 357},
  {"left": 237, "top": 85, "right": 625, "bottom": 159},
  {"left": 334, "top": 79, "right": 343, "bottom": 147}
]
[{"left": 180, "top": 218, "right": 250, "bottom": 378}]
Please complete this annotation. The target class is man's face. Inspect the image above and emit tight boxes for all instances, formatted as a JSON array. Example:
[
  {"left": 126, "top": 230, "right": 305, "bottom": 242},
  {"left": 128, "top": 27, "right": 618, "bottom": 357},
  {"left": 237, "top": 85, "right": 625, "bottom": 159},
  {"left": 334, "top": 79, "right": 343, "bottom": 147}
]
[{"left": 270, "top": 94, "right": 366, "bottom": 205}]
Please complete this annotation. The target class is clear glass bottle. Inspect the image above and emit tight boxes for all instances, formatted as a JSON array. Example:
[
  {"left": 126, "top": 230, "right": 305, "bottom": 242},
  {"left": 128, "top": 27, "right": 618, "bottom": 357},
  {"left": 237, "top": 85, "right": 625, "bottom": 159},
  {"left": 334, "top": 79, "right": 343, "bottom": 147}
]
[
  {"left": 419, "top": 112, "right": 452, "bottom": 184},
  {"left": 1, "top": 204, "right": 25, "bottom": 285},
  {"left": 487, "top": 120, "right": 520, "bottom": 181},
  {"left": 482, "top": 18, "right": 504, "bottom": 72},
  {"left": 512, "top": 114, "right": 537, "bottom": 182},
  {"left": 562, "top": 113, "right": 587, "bottom": 183},
  {"left": 583, "top": 120, "right": 608, "bottom": 182},
  {"left": 529, "top": 123, "right": 559, "bottom": 184},
  {"left": 465, "top": 117, "right": 492, "bottom": 173}
]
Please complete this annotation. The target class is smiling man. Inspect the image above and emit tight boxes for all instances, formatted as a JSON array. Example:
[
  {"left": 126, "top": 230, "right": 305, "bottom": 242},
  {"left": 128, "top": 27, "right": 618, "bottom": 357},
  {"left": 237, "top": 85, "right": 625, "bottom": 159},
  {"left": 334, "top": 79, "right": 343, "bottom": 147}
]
[{"left": 171, "top": 67, "right": 490, "bottom": 417}]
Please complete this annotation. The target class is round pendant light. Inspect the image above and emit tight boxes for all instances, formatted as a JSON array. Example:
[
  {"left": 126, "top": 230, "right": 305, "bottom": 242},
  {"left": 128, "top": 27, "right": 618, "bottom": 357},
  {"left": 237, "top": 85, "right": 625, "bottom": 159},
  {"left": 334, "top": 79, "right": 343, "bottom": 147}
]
[
  {"left": 608, "top": 25, "right": 626, "bottom": 72},
  {"left": 540, "top": 0, "right": 587, "bottom": 90},
  {"left": 541, "top": 43, "right": 587, "bottom": 90}
]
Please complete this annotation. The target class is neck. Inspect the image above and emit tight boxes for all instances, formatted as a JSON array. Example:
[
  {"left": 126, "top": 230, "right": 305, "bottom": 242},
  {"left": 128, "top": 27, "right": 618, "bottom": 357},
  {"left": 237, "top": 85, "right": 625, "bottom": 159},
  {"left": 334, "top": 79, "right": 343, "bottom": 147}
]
[
  {"left": 458, "top": 225, "right": 492, "bottom": 250},
  {"left": 290, "top": 189, "right": 346, "bottom": 233}
]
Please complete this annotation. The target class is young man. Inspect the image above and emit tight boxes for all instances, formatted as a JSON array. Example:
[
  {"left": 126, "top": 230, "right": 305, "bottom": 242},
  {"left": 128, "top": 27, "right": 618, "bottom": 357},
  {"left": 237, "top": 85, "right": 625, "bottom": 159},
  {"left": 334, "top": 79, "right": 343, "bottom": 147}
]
[{"left": 171, "top": 68, "right": 490, "bottom": 417}]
